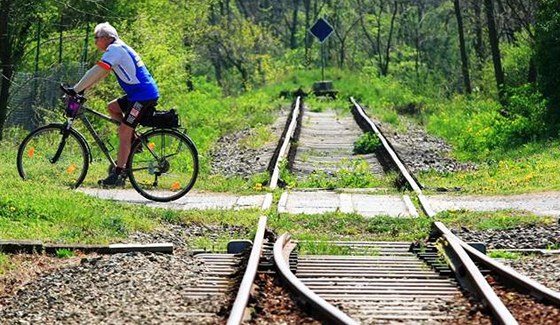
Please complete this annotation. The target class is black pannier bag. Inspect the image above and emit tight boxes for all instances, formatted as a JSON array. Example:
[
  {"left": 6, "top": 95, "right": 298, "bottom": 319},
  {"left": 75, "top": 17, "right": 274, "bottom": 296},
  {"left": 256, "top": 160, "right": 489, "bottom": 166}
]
[{"left": 140, "top": 108, "right": 180, "bottom": 128}]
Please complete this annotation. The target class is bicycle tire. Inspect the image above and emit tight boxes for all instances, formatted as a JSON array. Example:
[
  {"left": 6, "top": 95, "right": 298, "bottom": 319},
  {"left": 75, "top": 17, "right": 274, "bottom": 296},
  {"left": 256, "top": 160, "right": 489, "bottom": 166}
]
[
  {"left": 17, "top": 124, "right": 90, "bottom": 189},
  {"left": 127, "top": 128, "right": 198, "bottom": 202}
]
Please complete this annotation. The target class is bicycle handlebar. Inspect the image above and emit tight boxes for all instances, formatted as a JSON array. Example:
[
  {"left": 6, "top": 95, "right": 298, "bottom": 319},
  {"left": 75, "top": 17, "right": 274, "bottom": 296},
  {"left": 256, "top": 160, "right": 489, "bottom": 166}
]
[{"left": 60, "top": 84, "right": 86, "bottom": 103}]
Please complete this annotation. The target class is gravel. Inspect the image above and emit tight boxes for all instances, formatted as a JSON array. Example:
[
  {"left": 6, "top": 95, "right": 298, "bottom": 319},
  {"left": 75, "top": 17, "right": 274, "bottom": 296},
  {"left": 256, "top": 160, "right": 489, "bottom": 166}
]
[
  {"left": 249, "top": 273, "right": 320, "bottom": 325},
  {"left": 0, "top": 223, "right": 250, "bottom": 324},
  {"left": 488, "top": 275, "right": 560, "bottom": 324},
  {"left": 378, "top": 120, "right": 477, "bottom": 174},
  {"left": 0, "top": 252, "right": 228, "bottom": 324},
  {"left": 452, "top": 223, "right": 560, "bottom": 250},
  {"left": 209, "top": 109, "right": 288, "bottom": 179},
  {"left": 499, "top": 255, "right": 560, "bottom": 292},
  {"left": 208, "top": 105, "right": 473, "bottom": 179},
  {"left": 452, "top": 223, "right": 560, "bottom": 296}
]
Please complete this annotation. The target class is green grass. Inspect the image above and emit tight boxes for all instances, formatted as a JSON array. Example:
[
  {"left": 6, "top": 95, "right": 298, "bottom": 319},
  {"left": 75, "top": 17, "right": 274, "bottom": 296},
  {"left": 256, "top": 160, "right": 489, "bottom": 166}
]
[
  {"left": 267, "top": 209, "right": 555, "bottom": 244},
  {"left": 488, "top": 251, "right": 523, "bottom": 260},
  {"left": 55, "top": 249, "right": 74, "bottom": 259},
  {"left": 0, "top": 253, "right": 10, "bottom": 275},
  {"left": 354, "top": 132, "right": 382, "bottom": 154},
  {"left": 435, "top": 210, "right": 557, "bottom": 230},
  {"left": 297, "top": 241, "right": 379, "bottom": 256},
  {"left": 488, "top": 250, "right": 523, "bottom": 260},
  {"left": 419, "top": 140, "right": 560, "bottom": 194},
  {"left": 279, "top": 158, "right": 396, "bottom": 189},
  {"left": 0, "top": 143, "right": 263, "bottom": 246}
]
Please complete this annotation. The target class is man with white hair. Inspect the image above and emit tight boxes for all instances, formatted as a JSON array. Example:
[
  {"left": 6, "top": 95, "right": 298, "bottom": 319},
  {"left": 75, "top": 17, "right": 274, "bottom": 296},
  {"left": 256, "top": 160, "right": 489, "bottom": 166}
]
[{"left": 70, "top": 22, "right": 159, "bottom": 187}]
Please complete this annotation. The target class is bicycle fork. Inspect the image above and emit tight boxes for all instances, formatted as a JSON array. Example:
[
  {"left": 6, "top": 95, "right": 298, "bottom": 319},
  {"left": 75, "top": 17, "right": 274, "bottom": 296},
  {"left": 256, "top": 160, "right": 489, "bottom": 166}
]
[{"left": 50, "top": 122, "right": 74, "bottom": 164}]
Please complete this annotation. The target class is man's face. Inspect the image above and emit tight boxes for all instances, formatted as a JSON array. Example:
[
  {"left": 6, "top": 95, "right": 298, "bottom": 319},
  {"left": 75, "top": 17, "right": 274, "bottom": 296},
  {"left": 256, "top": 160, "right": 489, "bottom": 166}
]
[{"left": 94, "top": 35, "right": 112, "bottom": 51}]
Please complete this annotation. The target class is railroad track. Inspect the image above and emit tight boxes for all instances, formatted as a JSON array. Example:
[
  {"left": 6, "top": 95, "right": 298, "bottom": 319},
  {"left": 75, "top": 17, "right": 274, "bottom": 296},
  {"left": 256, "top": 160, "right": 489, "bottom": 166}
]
[
  {"left": 2, "top": 96, "right": 558, "bottom": 324},
  {"left": 218, "top": 96, "right": 560, "bottom": 324}
]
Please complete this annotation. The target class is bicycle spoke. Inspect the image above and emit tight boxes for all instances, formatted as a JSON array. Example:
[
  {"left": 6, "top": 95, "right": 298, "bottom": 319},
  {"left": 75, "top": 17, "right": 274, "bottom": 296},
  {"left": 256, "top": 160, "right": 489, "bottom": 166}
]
[
  {"left": 127, "top": 129, "right": 198, "bottom": 202},
  {"left": 17, "top": 125, "right": 89, "bottom": 189}
]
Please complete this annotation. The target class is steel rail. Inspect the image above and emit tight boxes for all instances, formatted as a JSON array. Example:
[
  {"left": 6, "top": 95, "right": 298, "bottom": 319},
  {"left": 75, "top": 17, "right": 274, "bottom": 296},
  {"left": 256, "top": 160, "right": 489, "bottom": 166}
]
[
  {"left": 350, "top": 97, "right": 439, "bottom": 216},
  {"left": 349, "top": 96, "right": 421, "bottom": 194},
  {"left": 453, "top": 229, "right": 560, "bottom": 306},
  {"left": 226, "top": 216, "right": 268, "bottom": 325},
  {"left": 273, "top": 233, "right": 359, "bottom": 325},
  {"left": 269, "top": 96, "right": 301, "bottom": 189},
  {"left": 349, "top": 97, "right": 536, "bottom": 324},
  {"left": 433, "top": 222, "right": 518, "bottom": 325}
]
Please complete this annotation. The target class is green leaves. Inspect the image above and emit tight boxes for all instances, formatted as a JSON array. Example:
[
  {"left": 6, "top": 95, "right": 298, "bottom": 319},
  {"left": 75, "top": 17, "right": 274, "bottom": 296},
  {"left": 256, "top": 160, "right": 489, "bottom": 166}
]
[{"left": 353, "top": 132, "right": 381, "bottom": 154}]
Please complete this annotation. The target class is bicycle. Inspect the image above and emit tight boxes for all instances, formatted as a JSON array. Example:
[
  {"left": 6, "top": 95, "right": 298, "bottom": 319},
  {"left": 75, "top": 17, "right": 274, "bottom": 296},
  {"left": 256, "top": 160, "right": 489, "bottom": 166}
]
[{"left": 16, "top": 85, "right": 199, "bottom": 202}]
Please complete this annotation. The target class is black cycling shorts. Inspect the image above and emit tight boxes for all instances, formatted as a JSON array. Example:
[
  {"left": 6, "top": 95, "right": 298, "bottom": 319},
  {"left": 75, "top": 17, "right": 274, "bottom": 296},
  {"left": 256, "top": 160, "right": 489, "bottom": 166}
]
[{"left": 117, "top": 96, "right": 158, "bottom": 128}]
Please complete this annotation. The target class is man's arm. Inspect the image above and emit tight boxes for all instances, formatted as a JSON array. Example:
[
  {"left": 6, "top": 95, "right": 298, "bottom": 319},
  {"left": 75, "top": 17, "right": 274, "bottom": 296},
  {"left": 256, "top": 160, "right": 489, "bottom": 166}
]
[{"left": 73, "top": 65, "right": 110, "bottom": 93}]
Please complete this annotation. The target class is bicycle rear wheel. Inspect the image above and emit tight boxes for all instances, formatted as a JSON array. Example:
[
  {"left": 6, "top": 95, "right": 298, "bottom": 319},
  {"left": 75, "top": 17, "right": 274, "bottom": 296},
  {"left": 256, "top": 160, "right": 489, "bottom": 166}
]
[
  {"left": 17, "top": 124, "right": 89, "bottom": 189},
  {"left": 128, "top": 128, "right": 198, "bottom": 202}
]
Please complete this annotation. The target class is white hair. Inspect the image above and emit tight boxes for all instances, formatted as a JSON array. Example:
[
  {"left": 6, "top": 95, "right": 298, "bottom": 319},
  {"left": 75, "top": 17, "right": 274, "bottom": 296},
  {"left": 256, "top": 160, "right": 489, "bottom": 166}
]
[{"left": 94, "top": 22, "right": 119, "bottom": 39}]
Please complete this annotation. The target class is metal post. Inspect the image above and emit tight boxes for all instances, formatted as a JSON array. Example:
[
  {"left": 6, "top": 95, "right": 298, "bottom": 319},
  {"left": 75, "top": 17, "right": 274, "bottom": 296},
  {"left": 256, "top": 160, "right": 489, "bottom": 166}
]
[
  {"left": 321, "top": 43, "right": 325, "bottom": 81},
  {"left": 34, "top": 21, "right": 40, "bottom": 75},
  {"left": 58, "top": 14, "right": 63, "bottom": 65},
  {"left": 82, "top": 23, "right": 90, "bottom": 66}
]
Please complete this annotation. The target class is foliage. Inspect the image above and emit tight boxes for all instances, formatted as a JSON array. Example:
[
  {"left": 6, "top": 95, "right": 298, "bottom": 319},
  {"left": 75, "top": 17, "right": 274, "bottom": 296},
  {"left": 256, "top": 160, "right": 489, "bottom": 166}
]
[
  {"left": 353, "top": 132, "right": 381, "bottom": 154},
  {"left": 298, "top": 159, "right": 388, "bottom": 189},
  {"left": 434, "top": 210, "right": 555, "bottom": 230},
  {"left": 55, "top": 248, "right": 74, "bottom": 258},
  {"left": 488, "top": 251, "right": 522, "bottom": 260},
  {"left": 535, "top": 0, "right": 560, "bottom": 123},
  {"left": 425, "top": 86, "right": 549, "bottom": 160},
  {"left": 419, "top": 140, "right": 560, "bottom": 194},
  {"left": 500, "top": 32, "right": 534, "bottom": 88}
]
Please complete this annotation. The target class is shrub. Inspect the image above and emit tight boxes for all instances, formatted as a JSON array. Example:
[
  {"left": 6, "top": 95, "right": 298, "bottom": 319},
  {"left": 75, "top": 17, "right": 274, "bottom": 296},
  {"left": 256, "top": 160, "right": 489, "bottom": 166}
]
[{"left": 353, "top": 132, "right": 381, "bottom": 154}]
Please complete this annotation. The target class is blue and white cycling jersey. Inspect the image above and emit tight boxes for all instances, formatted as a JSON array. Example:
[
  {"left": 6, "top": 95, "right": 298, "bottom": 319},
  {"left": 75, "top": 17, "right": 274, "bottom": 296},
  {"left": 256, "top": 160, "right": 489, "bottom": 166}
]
[{"left": 98, "top": 39, "right": 159, "bottom": 102}]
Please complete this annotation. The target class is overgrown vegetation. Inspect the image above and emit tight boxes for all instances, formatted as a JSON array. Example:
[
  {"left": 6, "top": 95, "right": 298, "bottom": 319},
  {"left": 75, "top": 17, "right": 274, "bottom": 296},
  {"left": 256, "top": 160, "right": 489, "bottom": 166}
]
[
  {"left": 268, "top": 210, "right": 555, "bottom": 243},
  {"left": 1, "top": 1, "right": 560, "bottom": 270},
  {"left": 353, "top": 132, "right": 382, "bottom": 154}
]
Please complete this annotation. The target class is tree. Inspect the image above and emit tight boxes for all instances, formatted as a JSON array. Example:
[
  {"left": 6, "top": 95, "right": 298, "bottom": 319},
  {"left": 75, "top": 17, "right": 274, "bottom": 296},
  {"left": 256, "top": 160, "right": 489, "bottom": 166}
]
[
  {"left": 358, "top": 0, "right": 401, "bottom": 76},
  {"left": 453, "top": 0, "right": 472, "bottom": 93},
  {"left": 484, "top": 0, "right": 505, "bottom": 102},
  {"left": 535, "top": 0, "right": 560, "bottom": 122},
  {"left": 0, "top": 0, "right": 45, "bottom": 140}
]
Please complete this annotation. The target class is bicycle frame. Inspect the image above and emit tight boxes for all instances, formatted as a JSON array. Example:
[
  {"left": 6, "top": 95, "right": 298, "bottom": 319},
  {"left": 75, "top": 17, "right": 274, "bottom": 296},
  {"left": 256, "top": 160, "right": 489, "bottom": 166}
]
[{"left": 67, "top": 106, "right": 126, "bottom": 169}]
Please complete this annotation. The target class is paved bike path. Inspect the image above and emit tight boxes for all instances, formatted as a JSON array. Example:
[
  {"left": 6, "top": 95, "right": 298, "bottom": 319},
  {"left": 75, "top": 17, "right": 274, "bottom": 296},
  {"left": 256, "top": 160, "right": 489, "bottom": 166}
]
[
  {"left": 78, "top": 188, "right": 271, "bottom": 211},
  {"left": 79, "top": 188, "right": 560, "bottom": 218}
]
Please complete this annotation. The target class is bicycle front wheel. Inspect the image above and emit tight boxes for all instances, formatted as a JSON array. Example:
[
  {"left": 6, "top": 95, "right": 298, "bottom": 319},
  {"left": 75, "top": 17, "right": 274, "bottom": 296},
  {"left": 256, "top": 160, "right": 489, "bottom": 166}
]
[
  {"left": 17, "top": 124, "right": 89, "bottom": 189},
  {"left": 128, "top": 129, "right": 199, "bottom": 202}
]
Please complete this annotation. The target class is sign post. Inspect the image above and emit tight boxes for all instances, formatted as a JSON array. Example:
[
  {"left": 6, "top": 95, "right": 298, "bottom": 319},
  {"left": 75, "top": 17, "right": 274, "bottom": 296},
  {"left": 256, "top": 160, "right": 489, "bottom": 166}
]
[
  {"left": 309, "top": 18, "right": 337, "bottom": 98},
  {"left": 309, "top": 18, "right": 334, "bottom": 81}
]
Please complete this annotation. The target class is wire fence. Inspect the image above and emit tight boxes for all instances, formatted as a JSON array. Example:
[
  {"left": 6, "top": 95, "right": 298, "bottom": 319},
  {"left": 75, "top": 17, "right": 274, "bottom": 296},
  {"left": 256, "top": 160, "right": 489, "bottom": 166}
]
[{"left": 5, "top": 63, "right": 86, "bottom": 130}]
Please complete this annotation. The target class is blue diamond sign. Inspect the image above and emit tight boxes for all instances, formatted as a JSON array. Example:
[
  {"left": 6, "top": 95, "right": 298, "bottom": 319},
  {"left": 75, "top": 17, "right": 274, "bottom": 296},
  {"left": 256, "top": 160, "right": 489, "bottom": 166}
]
[{"left": 310, "top": 18, "right": 334, "bottom": 43}]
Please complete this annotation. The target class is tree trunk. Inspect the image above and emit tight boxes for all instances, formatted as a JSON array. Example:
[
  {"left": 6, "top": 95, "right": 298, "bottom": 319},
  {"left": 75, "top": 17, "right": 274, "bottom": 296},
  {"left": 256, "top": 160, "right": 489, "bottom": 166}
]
[
  {"left": 472, "top": 0, "right": 485, "bottom": 64},
  {"left": 454, "top": 0, "right": 472, "bottom": 94},
  {"left": 289, "top": 0, "right": 300, "bottom": 49},
  {"left": 381, "top": 2, "right": 399, "bottom": 76},
  {"left": 303, "top": 0, "right": 312, "bottom": 65},
  {"left": 495, "top": 0, "right": 515, "bottom": 43},
  {"left": 484, "top": 0, "right": 506, "bottom": 103}
]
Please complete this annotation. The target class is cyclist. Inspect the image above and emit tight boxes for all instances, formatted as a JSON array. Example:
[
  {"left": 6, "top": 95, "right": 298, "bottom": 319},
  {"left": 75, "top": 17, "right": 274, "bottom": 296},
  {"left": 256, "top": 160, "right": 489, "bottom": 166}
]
[{"left": 68, "top": 22, "right": 159, "bottom": 187}]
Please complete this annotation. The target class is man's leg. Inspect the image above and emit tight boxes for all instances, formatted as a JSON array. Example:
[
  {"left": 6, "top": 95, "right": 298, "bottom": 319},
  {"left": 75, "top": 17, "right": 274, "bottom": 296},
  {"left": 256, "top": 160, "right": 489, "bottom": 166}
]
[
  {"left": 99, "top": 99, "right": 131, "bottom": 187},
  {"left": 117, "top": 123, "right": 134, "bottom": 170},
  {"left": 108, "top": 99, "right": 123, "bottom": 122}
]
